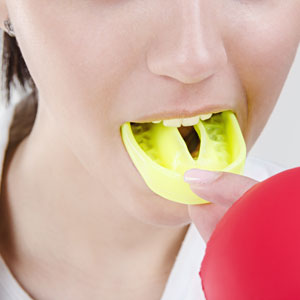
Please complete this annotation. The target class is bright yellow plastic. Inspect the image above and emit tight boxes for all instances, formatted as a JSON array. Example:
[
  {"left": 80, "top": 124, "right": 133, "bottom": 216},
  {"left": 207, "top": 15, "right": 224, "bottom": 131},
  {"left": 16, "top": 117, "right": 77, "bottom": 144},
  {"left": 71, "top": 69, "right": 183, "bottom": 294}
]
[{"left": 120, "top": 110, "right": 246, "bottom": 205}]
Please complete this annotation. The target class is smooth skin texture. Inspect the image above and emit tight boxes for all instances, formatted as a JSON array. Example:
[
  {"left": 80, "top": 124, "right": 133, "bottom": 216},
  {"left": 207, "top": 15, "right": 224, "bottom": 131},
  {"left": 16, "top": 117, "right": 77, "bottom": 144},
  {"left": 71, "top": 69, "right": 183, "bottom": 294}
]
[{"left": 0, "top": 1, "right": 299, "bottom": 299}]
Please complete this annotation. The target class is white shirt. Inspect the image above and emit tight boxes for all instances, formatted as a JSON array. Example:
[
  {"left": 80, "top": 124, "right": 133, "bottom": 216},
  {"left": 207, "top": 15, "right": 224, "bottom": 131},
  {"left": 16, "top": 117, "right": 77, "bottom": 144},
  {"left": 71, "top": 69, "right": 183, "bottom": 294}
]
[{"left": 0, "top": 97, "right": 287, "bottom": 300}]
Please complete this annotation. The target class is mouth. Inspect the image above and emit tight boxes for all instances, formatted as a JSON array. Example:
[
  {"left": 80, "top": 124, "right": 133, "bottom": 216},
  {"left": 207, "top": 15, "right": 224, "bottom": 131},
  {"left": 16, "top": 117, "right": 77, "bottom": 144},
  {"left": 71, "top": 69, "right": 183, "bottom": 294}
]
[
  {"left": 120, "top": 110, "right": 246, "bottom": 205},
  {"left": 131, "top": 118, "right": 205, "bottom": 160},
  {"left": 129, "top": 112, "right": 229, "bottom": 160}
]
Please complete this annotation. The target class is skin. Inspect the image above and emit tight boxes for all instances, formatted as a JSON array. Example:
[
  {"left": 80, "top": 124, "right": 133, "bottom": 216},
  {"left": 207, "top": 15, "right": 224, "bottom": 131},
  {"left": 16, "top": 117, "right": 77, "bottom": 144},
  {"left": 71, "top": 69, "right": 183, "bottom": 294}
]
[{"left": 0, "top": 0, "right": 299, "bottom": 299}]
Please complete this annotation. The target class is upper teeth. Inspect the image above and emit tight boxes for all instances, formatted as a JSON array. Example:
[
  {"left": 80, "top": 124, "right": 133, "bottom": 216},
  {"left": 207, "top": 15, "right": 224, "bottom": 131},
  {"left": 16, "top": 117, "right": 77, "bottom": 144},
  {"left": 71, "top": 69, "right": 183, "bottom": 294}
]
[{"left": 152, "top": 113, "right": 213, "bottom": 127}]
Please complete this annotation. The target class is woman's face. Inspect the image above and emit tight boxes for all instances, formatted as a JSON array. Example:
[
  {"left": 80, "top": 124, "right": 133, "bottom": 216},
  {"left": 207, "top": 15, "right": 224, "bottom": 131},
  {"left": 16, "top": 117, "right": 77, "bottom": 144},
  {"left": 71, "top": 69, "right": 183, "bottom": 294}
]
[{"left": 2, "top": 1, "right": 300, "bottom": 226}]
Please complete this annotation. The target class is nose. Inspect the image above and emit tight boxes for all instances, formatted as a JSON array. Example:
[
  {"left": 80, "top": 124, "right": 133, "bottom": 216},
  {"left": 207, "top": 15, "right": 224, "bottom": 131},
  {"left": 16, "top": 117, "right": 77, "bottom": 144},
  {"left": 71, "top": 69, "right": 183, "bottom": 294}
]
[{"left": 147, "top": 1, "right": 228, "bottom": 84}]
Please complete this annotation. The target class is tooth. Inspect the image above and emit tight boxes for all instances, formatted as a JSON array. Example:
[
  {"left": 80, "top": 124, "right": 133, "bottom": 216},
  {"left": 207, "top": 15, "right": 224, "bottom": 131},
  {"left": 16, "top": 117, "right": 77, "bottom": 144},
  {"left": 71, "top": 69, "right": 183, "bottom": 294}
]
[
  {"left": 163, "top": 118, "right": 182, "bottom": 127},
  {"left": 199, "top": 113, "right": 212, "bottom": 121},
  {"left": 152, "top": 120, "right": 161, "bottom": 124},
  {"left": 181, "top": 116, "right": 200, "bottom": 126},
  {"left": 160, "top": 113, "right": 213, "bottom": 127}
]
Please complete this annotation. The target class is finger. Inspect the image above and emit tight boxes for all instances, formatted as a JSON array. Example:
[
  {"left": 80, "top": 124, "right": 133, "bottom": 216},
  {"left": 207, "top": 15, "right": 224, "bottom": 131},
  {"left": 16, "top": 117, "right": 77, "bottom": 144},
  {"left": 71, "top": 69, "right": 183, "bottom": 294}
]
[
  {"left": 184, "top": 169, "right": 259, "bottom": 209},
  {"left": 188, "top": 203, "right": 228, "bottom": 244},
  {"left": 184, "top": 169, "right": 260, "bottom": 243}
]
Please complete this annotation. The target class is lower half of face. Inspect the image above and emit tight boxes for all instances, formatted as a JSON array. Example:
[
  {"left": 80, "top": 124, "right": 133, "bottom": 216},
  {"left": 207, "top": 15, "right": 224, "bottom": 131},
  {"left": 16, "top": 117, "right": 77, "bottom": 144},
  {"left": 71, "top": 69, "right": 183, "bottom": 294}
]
[{"left": 9, "top": 0, "right": 300, "bottom": 226}]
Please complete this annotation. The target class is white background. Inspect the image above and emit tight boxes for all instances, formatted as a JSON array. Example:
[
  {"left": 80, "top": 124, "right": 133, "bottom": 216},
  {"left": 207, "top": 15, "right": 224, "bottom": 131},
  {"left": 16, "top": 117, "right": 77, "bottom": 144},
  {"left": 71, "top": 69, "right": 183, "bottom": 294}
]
[{"left": 249, "top": 47, "right": 300, "bottom": 168}]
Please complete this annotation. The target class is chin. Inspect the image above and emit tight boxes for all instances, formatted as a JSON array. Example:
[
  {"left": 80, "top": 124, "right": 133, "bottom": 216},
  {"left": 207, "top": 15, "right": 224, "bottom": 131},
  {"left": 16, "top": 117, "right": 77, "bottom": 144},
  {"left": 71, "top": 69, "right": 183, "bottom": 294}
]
[{"left": 124, "top": 188, "right": 192, "bottom": 228}]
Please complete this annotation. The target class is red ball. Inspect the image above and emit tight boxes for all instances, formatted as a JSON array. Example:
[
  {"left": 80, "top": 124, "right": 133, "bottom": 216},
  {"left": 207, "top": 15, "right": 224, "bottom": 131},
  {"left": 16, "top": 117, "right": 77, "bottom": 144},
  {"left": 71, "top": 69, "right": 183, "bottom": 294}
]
[{"left": 200, "top": 167, "right": 300, "bottom": 300}]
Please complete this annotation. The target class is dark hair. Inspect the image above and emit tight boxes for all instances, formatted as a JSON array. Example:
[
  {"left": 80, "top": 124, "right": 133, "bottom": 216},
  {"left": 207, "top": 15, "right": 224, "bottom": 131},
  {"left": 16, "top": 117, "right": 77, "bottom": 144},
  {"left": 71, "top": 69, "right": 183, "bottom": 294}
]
[{"left": 1, "top": 31, "right": 37, "bottom": 107}]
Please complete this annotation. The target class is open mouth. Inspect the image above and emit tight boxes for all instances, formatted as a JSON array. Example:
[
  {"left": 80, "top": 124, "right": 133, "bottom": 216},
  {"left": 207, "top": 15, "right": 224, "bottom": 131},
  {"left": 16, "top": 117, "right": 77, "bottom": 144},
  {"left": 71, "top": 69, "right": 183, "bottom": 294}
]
[
  {"left": 130, "top": 120, "right": 201, "bottom": 160},
  {"left": 129, "top": 112, "right": 228, "bottom": 164},
  {"left": 120, "top": 110, "right": 246, "bottom": 205}
]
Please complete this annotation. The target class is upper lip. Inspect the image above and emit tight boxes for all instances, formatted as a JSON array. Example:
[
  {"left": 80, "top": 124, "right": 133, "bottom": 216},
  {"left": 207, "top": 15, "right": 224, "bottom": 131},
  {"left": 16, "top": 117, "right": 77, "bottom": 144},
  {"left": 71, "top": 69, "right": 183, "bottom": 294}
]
[
  {"left": 131, "top": 104, "right": 238, "bottom": 123},
  {"left": 129, "top": 103, "right": 246, "bottom": 137}
]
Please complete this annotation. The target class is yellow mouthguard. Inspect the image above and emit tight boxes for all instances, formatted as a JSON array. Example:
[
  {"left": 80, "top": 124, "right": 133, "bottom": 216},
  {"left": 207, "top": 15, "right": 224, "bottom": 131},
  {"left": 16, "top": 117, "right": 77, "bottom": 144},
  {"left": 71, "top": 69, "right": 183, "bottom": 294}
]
[{"left": 120, "top": 110, "right": 246, "bottom": 205}]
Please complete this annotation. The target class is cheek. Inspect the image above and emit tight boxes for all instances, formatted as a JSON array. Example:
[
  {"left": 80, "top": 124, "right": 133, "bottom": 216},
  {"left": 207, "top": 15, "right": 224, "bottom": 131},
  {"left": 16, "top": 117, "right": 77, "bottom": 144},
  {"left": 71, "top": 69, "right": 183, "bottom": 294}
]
[
  {"left": 13, "top": 0, "right": 140, "bottom": 129},
  {"left": 223, "top": 2, "right": 300, "bottom": 147},
  {"left": 13, "top": 1, "right": 147, "bottom": 167}
]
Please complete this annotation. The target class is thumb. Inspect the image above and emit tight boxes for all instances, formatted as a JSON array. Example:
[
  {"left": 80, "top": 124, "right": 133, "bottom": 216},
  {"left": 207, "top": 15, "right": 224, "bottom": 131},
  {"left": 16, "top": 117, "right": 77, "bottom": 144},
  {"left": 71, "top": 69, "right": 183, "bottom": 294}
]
[{"left": 184, "top": 168, "right": 259, "bottom": 243}]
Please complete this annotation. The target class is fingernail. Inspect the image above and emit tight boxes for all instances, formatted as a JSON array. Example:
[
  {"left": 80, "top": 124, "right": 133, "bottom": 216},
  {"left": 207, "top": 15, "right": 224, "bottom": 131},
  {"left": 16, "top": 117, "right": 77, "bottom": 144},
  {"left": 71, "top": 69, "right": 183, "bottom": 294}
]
[{"left": 184, "top": 169, "right": 222, "bottom": 185}]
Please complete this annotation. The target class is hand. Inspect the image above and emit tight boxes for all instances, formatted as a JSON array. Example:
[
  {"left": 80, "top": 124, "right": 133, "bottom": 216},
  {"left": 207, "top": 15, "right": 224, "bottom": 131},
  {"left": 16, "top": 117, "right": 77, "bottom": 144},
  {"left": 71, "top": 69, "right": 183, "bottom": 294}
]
[{"left": 184, "top": 169, "right": 259, "bottom": 243}]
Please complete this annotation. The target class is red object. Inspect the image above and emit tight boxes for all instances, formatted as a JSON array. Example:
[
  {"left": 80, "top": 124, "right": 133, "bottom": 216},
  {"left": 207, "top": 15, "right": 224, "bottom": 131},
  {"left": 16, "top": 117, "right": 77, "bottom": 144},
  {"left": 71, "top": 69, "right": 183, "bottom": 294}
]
[{"left": 200, "top": 167, "right": 300, "bottom": 300}]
